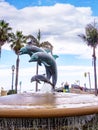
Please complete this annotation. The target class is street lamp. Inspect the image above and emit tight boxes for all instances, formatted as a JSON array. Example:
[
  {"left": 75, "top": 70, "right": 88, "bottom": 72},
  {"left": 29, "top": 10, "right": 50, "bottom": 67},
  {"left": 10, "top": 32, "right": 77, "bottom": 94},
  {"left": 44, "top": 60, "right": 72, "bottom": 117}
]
[
  {"left": 88, "top": 72, "right": 91, "bottom": 92},
  {"left": 84, "top": 72, "right": 91, "bottom": 92},
  {"left": 19, "top": 81, "right": 22, "bottom": 93},
  {"left": 11, "top": 65, "right": 15, "bottom": 91}
]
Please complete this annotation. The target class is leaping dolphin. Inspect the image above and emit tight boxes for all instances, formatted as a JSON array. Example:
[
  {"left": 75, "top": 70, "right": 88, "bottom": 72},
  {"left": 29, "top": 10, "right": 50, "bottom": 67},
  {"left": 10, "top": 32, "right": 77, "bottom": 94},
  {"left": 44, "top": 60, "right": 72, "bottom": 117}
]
[
  {"left": 29, "top": 52, "right": 57, "bottom": 90},
  {"left": 19, "top": 44, "right": 58, "bottom": 60},
  {"left": 31, "top": 74, "right": 53, "bottom": 87},
  {"left": 19, "top": 45, "right": 46, "bottom": 57}
]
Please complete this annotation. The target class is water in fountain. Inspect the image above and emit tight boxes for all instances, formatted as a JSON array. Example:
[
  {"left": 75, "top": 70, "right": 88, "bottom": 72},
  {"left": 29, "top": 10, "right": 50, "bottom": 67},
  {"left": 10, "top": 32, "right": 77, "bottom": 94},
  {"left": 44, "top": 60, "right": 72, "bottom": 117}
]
[
  {"left": 40, "top": 83, "right": 53, "bottom": 93},
  {"left": 0, "top": 114, "right": 98, "bottom": 130}
]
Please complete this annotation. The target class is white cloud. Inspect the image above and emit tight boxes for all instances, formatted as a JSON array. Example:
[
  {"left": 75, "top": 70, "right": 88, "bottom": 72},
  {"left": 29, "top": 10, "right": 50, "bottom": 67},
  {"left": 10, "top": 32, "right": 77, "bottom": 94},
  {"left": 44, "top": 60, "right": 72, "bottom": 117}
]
[{"left": 0, "top": 1, "right": 97, "bottom": 58}]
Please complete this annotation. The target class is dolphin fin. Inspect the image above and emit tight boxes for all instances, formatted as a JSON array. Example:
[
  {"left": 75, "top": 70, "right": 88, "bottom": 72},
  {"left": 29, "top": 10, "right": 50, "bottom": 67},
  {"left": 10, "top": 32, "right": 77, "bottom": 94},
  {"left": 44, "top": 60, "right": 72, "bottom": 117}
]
[
  {"left": 38, "top": 61, "right": 42, "bottom": 66},
  {"left": 52, "top": 55, "right": 59, "bottom": 59},
  {"left": 42, "top": 61, "right": 50, "bottom": 66},
  {"left": 44, "top": 48, "right": 51, "bottom": 53},
  {"left": 29, "top": 52, "right": 34, "bottom": 57},
  {"left": 36, "top": 78, "right": 41, "bottom": 84}
]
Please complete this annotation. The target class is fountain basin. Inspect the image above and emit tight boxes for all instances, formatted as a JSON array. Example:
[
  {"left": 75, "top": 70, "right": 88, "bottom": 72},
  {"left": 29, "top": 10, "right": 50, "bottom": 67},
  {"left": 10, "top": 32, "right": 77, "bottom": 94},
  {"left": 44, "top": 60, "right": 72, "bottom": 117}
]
[{"left": 0, "top": 92, "right": 98, "bottom": 118}]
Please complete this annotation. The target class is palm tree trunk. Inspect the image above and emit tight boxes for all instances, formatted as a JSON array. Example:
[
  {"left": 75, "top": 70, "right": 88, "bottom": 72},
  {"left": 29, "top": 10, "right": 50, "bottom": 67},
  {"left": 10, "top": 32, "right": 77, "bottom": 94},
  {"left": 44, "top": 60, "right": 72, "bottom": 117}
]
[
  {"left": 93, "top": 47, "right": 97, "bottom": 96},
  {"left": 15, "top": 54, "right": 20, "bottom": 93},
  {"left": 0, "top": 41, "right": 3, "bottom": 58},
  {"left": 35, "top": 62, "right": 39, "bottom": 91},
  {"left": 0, "top": 45, "right": 1, "bottom": 58}
]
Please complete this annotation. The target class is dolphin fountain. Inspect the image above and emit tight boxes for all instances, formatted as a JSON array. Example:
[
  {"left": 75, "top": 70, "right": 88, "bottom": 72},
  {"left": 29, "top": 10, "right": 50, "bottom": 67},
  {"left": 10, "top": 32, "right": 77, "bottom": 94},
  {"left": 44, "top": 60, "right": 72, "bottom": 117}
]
[
  {"left": 19, "top": 43, "right": 57, "bottom": 90},
  {"left": 0, "top": 44, "right": 98, "bottom": 129}
]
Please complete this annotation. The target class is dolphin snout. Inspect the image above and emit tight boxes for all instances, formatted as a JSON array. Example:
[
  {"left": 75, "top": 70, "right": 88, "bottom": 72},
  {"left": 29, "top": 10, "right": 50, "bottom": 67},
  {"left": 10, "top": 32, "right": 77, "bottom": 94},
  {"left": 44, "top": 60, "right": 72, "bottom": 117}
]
[
  {"left": 29, "top": 59, "right": 32, "bottom": 62},
  {"left": 30, "top": 77, "right": 35, "bottom": 82},
  {"left": 30, "top": 79, "right": 33, "bottom": 82},
  {"left": 29, "top": 57, "right": 37, "bottom": 62}
]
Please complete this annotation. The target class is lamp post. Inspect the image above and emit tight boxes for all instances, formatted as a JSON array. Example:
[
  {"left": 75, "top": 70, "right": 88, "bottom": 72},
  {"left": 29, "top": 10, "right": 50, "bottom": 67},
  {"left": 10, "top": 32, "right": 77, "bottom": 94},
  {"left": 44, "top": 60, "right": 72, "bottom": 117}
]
[
  {"left": 19, "top": 81, "right": 22, "bottom": 93},
  {"left": 11, "top": 65, "right": 15, "bottom": 91},
  {"left": 84, "top": 72, "right": 91, "bottom": 92},
  {"left": 88, "top": 72, "right": 91, "bottom": 92}
]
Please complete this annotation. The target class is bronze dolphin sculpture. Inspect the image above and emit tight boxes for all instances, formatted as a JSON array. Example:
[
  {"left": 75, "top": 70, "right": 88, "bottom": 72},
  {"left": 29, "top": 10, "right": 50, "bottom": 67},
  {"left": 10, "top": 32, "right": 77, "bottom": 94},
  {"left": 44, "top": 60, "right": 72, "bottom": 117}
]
[
  {"left": 29, "top": 52, "right": 57, "bottom": 90},
  {"left": 31, "top": 74, "right": 53, "bottom": 87},
  {"left": 19, "top": 44, "right": 58, "bottom": 59}
]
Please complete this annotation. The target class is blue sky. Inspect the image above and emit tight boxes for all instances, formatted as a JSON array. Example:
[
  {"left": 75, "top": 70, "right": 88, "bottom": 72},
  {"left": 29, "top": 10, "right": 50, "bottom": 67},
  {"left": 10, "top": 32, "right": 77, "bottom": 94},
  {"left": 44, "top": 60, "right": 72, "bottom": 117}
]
[
  {"left": 0, "top": 0, "right": 98, "bottom": 92},
  {"left": 5, "top": 0, "right": 98, "bottom": 16}
]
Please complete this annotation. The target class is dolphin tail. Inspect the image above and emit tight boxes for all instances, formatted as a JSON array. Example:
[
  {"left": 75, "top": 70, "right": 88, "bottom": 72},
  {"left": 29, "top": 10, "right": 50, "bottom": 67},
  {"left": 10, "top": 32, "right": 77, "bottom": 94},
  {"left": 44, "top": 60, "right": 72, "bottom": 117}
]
[
  {"left": 52, "top": 55, "right": 59, "bottom": 59},
  {"left": 48, "top": 81, "right": 54, "bottom": 87},
  {"left": 36, "top": 79, "right": 41, "bottom": 84}
]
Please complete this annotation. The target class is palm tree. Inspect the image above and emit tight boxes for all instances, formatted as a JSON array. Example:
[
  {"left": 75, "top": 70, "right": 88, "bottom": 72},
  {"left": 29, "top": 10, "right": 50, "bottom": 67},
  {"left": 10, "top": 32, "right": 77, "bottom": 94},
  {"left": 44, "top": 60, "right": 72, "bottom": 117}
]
[
  {"left": 10, "top": 31, "right": 27, "bottom": 93},
  {"left": 78, "top": 22, "right": 98, "bottom": 96},
  {"left": 28, "top": 29, "right": 53, "bottom": 91},
  {"left": 0, "top": 20, "right": 12, "bottom": 57},
  {"left": 28, "top": 30, "right": 53, "bottom": 52}
]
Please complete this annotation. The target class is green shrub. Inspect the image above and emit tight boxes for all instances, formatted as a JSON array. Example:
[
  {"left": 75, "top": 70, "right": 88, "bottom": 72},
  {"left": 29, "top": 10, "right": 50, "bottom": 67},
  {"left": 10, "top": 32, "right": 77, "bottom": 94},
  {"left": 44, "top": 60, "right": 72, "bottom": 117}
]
[{"left": 7, "top": 89, "right": 16, "bottom": 95}]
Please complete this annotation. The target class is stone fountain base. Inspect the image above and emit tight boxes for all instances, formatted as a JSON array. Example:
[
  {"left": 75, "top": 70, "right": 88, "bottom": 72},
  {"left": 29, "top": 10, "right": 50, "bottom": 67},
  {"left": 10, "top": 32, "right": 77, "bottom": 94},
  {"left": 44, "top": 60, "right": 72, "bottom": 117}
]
[
  {"left": 0, "top": 92, "right": 98, "bottom": 129},
  {"left": 0, "top": 114, "right": 97, "bottom": 130}
]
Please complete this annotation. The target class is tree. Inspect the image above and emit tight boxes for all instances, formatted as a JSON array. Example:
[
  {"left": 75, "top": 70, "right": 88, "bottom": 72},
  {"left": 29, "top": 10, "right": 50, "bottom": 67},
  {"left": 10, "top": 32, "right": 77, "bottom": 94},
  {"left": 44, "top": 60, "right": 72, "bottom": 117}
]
[
  {"left": 28, "top": 29, "right": 53, "bottom": 91},
  {"left": 0, "top": 20, "right": 12, "bottom": 57},
  {"left": 10, "top": 31, "right": 27, "bottom": 93},
  {"left": 78, "top": 22, "right": 98, "bottom": 96},
  {"left": 28, "top": 30, "right": 53, "bottom": 52}
]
